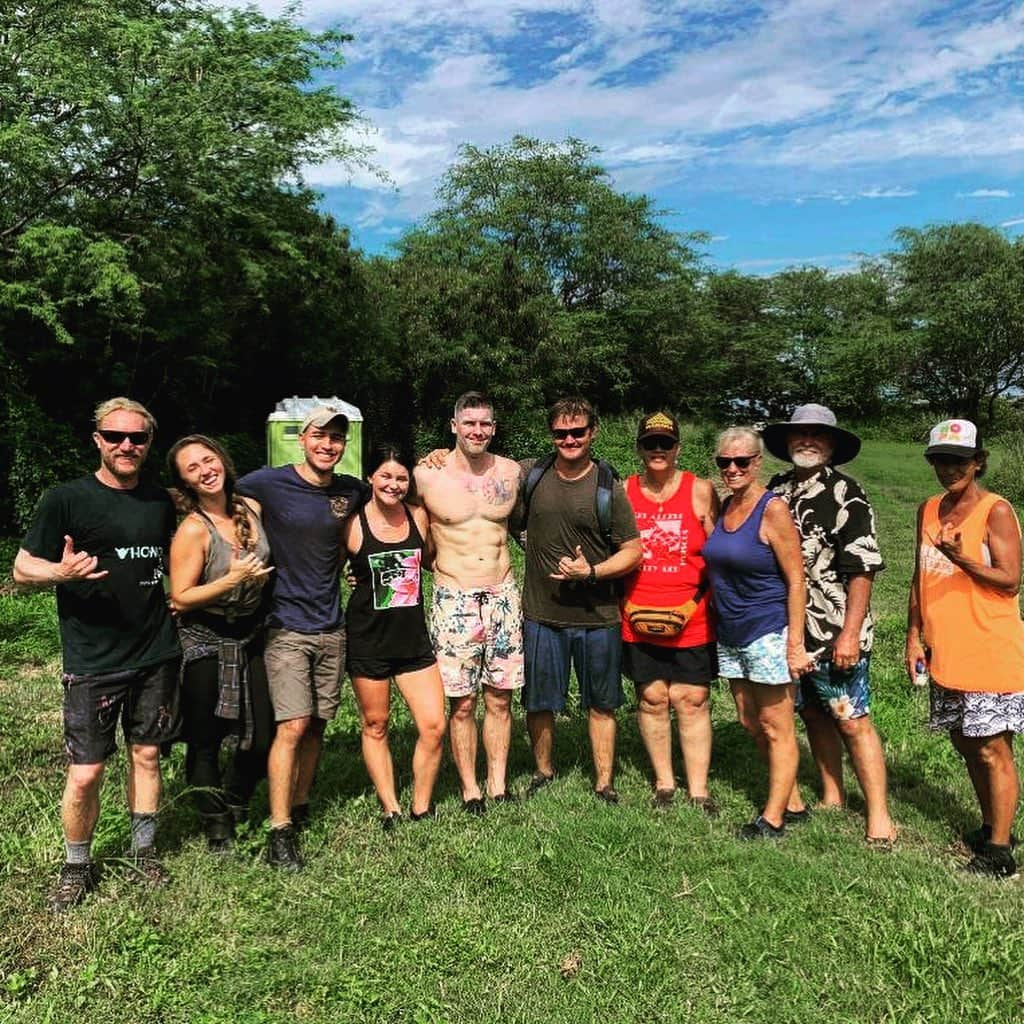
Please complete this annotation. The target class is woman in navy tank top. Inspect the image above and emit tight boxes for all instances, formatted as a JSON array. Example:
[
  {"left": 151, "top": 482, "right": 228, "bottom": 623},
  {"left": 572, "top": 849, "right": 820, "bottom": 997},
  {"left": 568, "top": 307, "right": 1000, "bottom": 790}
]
[
  {"left": 703, "top": 427, "right": 815, "bottom": 840},
  {"left": 343, "top": 445, "right": 446, "bottom": 829}
]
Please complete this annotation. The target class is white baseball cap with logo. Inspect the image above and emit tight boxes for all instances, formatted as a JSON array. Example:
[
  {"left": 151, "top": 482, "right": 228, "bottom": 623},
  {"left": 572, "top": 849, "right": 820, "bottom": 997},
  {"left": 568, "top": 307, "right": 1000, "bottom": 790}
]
[{"left": 925, "top": 419, "right": 981, "bottom": 457}]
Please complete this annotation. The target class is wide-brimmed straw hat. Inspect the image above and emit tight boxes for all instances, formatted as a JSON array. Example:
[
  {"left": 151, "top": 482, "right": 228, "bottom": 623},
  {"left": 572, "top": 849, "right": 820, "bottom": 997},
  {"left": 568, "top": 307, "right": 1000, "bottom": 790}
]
[{"left": 761, "top": 403, "right": 861, "bottom": 466}]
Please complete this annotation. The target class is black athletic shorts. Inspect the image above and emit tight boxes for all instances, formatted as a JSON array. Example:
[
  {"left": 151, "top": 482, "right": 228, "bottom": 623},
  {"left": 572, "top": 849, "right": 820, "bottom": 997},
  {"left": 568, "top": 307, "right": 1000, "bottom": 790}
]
[
  {"left": 346, "top": 651, "right": 437, "bottom": 682},
  {"left": 622, "top": 641, "right": 718, "bottom": 686}
]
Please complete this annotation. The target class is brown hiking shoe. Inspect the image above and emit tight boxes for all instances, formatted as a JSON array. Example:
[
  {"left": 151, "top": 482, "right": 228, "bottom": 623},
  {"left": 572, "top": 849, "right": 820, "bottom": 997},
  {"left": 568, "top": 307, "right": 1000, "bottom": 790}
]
[
  {"left": 49, "top": 862, "right": 98, "bottom": 914},
  {"left": 131, "top": 847, "right": 170, "bottom": 887}
]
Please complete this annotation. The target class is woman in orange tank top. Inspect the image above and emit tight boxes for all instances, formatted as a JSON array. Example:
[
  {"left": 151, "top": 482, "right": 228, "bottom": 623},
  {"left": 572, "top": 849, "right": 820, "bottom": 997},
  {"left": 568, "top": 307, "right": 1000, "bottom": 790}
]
[{"left": 906, "top": 419, "right": 1024, "bottom": 880}]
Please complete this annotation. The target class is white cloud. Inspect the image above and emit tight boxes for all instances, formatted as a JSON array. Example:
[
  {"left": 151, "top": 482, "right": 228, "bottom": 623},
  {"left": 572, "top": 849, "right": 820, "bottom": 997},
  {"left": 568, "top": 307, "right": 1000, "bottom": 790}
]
[
  {"left": 858, "top": 187, "right": 917, "bottom": 199},
  {"left": 958, "top": 188, "right": 1013, "bottom": 198},
  {"left": 222, "top": 0, "right": 1024, "bottom": 234},
  {"left": 1001, "top": 217, "right": 1024, "bottom": 228}
]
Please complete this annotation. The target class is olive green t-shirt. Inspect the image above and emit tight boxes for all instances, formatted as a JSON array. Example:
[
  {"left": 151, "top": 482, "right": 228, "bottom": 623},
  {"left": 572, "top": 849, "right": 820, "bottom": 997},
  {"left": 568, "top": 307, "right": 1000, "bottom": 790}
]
[{"left": 520, "top": 459, "right": 639, "bottom": 628}]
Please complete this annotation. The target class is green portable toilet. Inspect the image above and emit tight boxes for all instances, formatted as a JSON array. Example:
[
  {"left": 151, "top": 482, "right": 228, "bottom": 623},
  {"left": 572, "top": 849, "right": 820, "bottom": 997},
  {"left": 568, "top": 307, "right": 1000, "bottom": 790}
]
[{"left": 266, "top": 396, "right": 363, "bottom": 478}]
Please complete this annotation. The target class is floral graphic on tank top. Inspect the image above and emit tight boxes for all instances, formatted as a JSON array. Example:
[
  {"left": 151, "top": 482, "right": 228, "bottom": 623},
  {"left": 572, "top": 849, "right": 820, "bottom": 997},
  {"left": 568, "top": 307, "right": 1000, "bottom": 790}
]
[{"left": 368, "top": 549, "right": 422, "bottom": 609}]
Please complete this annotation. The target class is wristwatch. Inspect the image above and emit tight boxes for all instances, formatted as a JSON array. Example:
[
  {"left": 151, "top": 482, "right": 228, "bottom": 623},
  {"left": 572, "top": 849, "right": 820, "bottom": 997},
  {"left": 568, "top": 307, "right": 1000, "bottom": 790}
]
[{"left": 587, "top": 564, "right": 597, "bottom": 585}]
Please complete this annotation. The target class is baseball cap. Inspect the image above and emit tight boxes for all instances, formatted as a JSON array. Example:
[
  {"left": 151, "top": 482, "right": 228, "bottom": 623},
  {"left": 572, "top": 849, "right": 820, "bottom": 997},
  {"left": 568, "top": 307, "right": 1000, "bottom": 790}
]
[{"left": 300, "top": 406, "right": 349, "bottom": 435}]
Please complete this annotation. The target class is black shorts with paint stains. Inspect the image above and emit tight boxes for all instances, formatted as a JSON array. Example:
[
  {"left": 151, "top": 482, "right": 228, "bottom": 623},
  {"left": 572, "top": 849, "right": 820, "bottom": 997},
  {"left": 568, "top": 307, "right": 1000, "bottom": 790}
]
[{"left": 61, "top": 659, "right": 180, "bottom": 764}]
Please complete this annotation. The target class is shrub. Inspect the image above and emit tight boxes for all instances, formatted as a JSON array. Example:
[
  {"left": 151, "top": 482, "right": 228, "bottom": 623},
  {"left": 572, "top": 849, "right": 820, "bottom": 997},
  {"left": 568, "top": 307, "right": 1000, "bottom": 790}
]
[{"left": 988, "top": 436, "right": 1024, "bottom": 509}]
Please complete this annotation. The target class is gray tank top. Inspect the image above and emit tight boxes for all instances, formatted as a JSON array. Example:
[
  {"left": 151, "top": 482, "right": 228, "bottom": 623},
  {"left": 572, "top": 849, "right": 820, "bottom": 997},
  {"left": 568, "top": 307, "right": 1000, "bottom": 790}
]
[{"left": 195, "top": 504, "right": 271, "bottom": 618}]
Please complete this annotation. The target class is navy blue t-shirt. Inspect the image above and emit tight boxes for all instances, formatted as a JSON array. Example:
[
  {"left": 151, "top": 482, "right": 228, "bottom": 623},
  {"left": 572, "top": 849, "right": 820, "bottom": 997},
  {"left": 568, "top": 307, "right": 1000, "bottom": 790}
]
[{"left": 237, "top": 465, "right": 369, "bottom": 633}]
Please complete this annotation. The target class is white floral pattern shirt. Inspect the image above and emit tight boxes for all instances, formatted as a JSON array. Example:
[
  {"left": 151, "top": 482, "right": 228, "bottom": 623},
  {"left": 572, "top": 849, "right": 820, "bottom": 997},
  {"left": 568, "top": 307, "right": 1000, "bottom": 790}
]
[{"left": 768, "top": 466, "right": 885, "bottom": 659}]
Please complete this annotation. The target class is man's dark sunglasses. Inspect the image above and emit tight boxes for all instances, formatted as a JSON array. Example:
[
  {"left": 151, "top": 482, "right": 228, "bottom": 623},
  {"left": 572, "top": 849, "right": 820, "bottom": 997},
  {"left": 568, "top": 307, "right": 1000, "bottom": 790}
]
[
  {"left": 715, "top": 455, "right": 756, "bottom": 469},
  {"left": 97, "top": 429, "right": 151, "bottom": 446},
  {"left": 639, "top": 436, "right": 677, "bottom": 451},
  {"left": 926, "top": 453, "right": 971, "bottom": 467},
  {"left": 552, "top": 426, "right": 590, "bottom": 440}
]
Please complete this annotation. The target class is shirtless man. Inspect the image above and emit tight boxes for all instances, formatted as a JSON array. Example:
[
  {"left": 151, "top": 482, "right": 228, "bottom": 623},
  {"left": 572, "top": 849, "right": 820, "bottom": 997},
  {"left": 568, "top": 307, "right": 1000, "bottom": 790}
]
[{"left": 414, "top": 392, "right": 523, "bottom": 813}]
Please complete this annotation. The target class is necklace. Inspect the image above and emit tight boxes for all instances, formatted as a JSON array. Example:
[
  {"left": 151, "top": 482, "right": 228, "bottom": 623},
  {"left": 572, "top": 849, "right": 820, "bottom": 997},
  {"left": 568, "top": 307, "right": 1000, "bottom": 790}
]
[{"left": 642, "top": 469, "right": 679, "bottom": 513}]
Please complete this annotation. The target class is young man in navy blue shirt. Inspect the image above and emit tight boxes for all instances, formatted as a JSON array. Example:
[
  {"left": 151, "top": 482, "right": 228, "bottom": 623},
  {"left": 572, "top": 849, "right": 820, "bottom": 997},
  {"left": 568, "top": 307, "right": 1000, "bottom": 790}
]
[{"left": 238, "top": 406, "right": 368, "bottom": 869}]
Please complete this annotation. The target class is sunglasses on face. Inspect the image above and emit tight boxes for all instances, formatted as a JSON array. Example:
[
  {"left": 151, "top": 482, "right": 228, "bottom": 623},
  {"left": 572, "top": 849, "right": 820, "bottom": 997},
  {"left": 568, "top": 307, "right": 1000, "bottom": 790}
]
[
  {"left": 715, "top": 455, "right": 756, "bottom": 470},
  {"left": 926, "top": 453, "right": 971, "bottom": 467},
  {"left": 551, "top": 426, "right": 590, "bottom": 440},
  {"left": 97, "top": 429, "right": 151, "bottom": 446},
  {"left": 639, "top": 436, "right": 677, "bottom": 452}
]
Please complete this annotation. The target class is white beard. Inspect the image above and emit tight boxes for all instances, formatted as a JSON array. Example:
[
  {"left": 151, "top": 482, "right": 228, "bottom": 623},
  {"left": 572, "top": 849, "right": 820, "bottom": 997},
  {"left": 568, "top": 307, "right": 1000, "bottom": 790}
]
[{"left": 791, "top": 451, "right": 830, "bottom": 470}]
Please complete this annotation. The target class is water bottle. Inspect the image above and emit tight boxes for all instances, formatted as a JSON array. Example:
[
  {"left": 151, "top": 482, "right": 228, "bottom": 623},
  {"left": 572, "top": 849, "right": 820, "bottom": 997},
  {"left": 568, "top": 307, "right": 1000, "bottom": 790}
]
[{"left": 914, "top": 658, "right": 929, "bottom": 688}]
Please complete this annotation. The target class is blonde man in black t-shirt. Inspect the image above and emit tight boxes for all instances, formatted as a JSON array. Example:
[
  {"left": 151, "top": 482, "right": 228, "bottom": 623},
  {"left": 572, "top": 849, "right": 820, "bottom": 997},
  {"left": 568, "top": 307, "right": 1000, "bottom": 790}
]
[{"left": 14, "top": 397, "right": 180, "bottom": 912}]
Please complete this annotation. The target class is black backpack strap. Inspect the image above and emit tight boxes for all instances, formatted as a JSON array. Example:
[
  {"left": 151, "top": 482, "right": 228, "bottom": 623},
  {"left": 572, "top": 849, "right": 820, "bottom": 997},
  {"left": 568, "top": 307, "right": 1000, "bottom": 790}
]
[
  {"left": 521, "top": 452, "right": 557, "bottom": 522},
  {"left": 594, "top": 459, "right": 619, "bottom": 552}
]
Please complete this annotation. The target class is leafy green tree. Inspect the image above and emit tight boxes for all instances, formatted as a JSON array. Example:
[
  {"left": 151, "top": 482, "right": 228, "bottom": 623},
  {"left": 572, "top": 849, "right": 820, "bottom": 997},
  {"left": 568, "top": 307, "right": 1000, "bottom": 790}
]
[
  {"left": 385, "top": 135, "right": 708, "bottom": 438},
  {"left": 0, "top": 0, "right": 367, "bottom": 525},
  {"left": 890, "top": 223, "right": 1024, "bottom": 425}
]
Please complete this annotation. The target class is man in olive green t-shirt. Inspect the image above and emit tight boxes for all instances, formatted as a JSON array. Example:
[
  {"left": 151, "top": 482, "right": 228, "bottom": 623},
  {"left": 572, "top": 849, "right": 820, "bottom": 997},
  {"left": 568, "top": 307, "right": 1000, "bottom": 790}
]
[{"left": 520, "top": 396, "right": 642, "bottom": 804}]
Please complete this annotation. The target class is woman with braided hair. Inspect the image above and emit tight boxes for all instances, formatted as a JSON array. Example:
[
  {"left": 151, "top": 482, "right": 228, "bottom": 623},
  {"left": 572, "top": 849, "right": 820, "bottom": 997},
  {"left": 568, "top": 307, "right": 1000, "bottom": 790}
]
[{"left": 168, "top": 435, "right": 274, "bottom": 851}]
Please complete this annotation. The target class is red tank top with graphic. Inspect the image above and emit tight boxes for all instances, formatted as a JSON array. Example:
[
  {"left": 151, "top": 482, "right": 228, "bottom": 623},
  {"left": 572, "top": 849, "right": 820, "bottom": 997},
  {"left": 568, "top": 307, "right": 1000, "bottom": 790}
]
[{"left": 621, "top": 472, "right": 714, "bottom": 648}]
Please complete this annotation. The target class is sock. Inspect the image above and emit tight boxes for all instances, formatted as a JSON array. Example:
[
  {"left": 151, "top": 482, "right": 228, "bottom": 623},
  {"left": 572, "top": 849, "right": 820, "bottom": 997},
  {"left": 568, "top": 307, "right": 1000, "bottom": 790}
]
[
  {"left": 131, "top": 812, "right": 157, "bottom": 853},
  {"left": 65, "top": 839, "right": 92, "bottom": 865}
]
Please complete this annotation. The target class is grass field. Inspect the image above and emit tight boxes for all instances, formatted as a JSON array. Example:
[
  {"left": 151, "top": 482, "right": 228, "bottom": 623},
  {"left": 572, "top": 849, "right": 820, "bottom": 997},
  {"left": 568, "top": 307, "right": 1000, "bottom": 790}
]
[{"left": 3, "top": 431, "right": 1024, "bottom": 1024}]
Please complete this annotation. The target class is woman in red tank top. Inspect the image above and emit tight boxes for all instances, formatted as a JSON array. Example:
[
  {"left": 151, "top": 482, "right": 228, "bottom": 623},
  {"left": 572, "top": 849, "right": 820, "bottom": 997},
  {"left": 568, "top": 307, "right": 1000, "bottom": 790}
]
[{"left": 621, "top": 413, "right": 721, "bottom": 811}]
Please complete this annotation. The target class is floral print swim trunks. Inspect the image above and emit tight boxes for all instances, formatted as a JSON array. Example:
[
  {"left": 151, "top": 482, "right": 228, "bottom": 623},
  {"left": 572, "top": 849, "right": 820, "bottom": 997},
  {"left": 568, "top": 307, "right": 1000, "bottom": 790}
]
[{"left": 430, "top": 580, "right": 525, "bottom": 698}]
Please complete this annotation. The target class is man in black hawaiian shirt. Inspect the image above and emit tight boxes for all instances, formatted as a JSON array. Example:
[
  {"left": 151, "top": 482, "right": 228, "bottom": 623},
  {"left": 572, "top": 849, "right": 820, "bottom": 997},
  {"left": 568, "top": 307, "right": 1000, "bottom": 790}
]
[{"left": 764, "top": 404, "right": 896, "bottom": 845}]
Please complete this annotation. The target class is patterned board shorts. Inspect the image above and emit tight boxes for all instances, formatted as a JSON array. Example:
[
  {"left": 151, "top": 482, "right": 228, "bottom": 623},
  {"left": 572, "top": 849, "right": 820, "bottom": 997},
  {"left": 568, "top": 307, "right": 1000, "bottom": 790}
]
[
  {"left": 929, "top": 683, "right": 1024, "bottom": 737},
  {"left": 717, "top": 628, "right": 790, "bottom": 685},
  {"left": 797, "top": 656, "right": 872, "bottom": 721},
  {"left": 430, "top": 580, "right": 525, "bottom": 698}
]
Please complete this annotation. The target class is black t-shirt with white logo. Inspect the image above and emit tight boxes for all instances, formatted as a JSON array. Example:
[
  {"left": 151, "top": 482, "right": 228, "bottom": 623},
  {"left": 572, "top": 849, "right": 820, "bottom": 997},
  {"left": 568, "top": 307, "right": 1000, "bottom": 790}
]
[{"left": 21, "top": 475, "right": 180, "bottom": 674}]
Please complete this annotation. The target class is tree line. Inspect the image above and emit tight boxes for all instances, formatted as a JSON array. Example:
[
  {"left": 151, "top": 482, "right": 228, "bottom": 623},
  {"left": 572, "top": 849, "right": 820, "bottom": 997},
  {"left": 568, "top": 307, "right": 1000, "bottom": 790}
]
[{"left": 3, "top": 0, "right": 1023, "bottom": 532}]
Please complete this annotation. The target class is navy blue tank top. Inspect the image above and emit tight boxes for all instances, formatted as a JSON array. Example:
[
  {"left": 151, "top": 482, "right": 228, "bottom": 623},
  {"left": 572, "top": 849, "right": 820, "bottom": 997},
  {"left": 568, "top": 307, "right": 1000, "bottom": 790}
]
[{"left": 702, "top": 491, "right": 787, "bottom": 646}]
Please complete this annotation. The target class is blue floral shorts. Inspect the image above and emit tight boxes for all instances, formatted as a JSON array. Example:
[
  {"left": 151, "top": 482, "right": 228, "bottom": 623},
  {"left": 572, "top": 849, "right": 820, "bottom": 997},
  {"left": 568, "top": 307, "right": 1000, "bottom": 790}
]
[
  {"left": 717, "top": 628, "right": 790, "bottom": 685},
  {"left": 797, "top": 656, "right": 872, "bottom": 721}
]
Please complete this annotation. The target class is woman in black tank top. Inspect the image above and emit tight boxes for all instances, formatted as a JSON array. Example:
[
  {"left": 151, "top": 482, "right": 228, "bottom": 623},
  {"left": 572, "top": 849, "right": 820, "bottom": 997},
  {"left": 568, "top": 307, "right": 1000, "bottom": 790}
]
[{"left": 342, "top": 445, "right": 446, "bottom": 829}]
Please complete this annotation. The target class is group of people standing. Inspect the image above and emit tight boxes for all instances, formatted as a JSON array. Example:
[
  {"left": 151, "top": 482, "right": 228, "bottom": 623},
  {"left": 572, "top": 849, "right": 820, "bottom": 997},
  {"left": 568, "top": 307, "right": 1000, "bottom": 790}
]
[{"left": 14, "top": 392, "right": 1024, "bottom": 913}]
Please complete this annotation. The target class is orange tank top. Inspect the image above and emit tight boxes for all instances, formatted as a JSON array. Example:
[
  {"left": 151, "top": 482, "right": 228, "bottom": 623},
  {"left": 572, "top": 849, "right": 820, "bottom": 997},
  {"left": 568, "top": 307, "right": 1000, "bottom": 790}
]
[{"left": 919, "top": 491, "right": 1024, "bottom": 692}]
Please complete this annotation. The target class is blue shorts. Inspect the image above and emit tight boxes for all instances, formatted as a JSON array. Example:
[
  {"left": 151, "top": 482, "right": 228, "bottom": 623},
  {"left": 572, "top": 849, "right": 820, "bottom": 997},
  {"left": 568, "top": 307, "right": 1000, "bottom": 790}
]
[
  {"left": 523, "top": 620, "right": 624, "bottom": 712},
  {"left": 797, "top": 656, "right": 872, "bottom": 720}
]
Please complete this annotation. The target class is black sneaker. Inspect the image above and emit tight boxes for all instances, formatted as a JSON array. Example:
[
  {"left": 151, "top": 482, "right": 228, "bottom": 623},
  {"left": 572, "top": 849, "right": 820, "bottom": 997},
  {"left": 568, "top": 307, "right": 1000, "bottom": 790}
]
[
  {"left": 964, "top": 824, "right": 1019, "bottom": 854},
  {"left": 380, "top": 812, "right": 403, "bottom": 833},
  {"left": 267, "top": 825, "right": 303, "bottom": 872},
  {"left": 463, "top": 797, "right": 486, "bottom": 816},
  {"left": 783, "top": 807, "right": 812, "bottom": 826},
  {"left": 652, "top": 788, "right": 676, "bottom": 810},
  {"left": 490, "top": 792, "right": 519, "bottom": 805},
  {"left": 690, "top": 795, "right": 720, "bottom": 818},
  {"left": 131, "top": 847, "right": 170, "bottom": 887},
  {"left": 738, "top": 814, "right": 785, "bottom": 841},
  {"left": 525, "top": 772, "right": 555, "bottom": 799},
  {"left": 202, "top": 813, "right": 235, "bottom": 854},
  {"left": 49, "top": 862, "right": 97, "bottom": 914},
  {"left": 965, "top": 841, "right": 1019, "bottom": 880},
  {"left": 410, "top": 805, "right": 437, "bottom": 822},
  {"left": 593, "top": 786, "right": 619, "bottom": 806},
  {"left": 290, "top": 803, "right": 311, "bottom": 834}
]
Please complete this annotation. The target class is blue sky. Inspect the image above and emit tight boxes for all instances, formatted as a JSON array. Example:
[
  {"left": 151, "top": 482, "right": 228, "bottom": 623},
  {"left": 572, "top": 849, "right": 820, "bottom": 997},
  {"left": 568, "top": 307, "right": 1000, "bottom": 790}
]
[{"left": 238, "top": 0, "right": 1024, "bottom": 273}]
